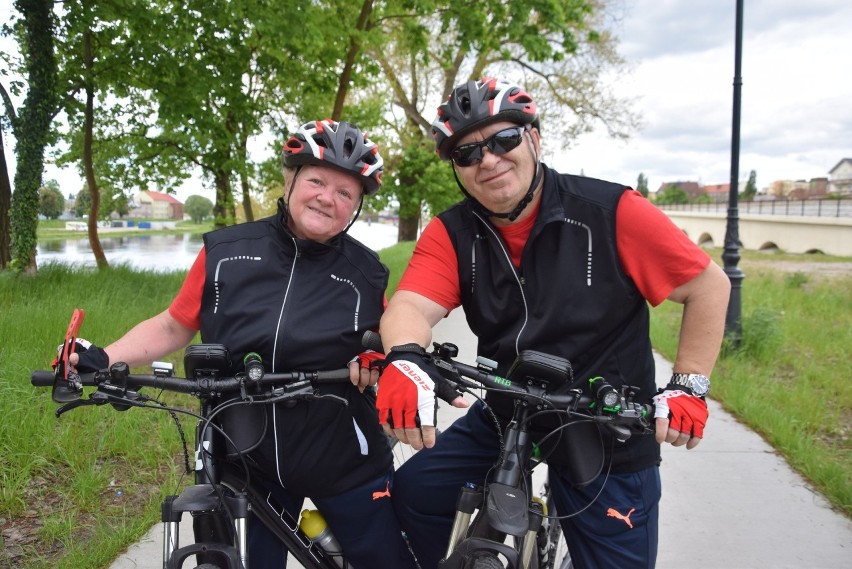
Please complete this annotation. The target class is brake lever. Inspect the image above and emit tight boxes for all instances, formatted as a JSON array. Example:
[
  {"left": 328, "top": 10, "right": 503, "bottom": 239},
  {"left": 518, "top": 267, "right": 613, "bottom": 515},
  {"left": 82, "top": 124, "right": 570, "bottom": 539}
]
[
  {"left": 55, "top": 395, "right": 104, "bottom": 417},
  {"left": 312, "top": 393, "right": 349, "bottom": 406}
]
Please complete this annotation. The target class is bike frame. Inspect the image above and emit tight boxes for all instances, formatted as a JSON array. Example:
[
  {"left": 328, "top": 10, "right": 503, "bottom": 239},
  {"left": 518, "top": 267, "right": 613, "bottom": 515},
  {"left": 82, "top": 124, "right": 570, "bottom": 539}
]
[
  {"left": 421, "top": 342, "right": 653, "bottom": 569},
  {"left": 33, "top": 358, "right": 352, "bottom": 569},
  {"left": 440, "top": 383, "right": 549, "bottom": 569}
]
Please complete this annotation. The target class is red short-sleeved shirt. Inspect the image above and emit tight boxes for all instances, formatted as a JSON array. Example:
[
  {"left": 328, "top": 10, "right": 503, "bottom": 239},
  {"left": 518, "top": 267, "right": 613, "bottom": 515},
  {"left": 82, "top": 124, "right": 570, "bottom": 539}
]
[
  {"left": 398, "top": 190, "right": 710, "bottom": 310},
  {"left": 168, "top": 248, "right": 206, "bottom": 331}
]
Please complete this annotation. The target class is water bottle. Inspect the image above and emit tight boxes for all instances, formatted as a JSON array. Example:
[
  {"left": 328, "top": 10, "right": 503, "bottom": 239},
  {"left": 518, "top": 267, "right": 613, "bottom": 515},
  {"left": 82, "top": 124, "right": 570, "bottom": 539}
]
[{"left": 299, "top": 509, "right": 344, "bottom": 567}]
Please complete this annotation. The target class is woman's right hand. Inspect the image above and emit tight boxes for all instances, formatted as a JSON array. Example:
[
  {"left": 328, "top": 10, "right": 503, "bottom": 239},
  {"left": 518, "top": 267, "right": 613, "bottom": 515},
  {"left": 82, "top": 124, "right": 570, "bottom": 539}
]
[{"left": 60, "top": 339, "right": 110, "bottom": 373}]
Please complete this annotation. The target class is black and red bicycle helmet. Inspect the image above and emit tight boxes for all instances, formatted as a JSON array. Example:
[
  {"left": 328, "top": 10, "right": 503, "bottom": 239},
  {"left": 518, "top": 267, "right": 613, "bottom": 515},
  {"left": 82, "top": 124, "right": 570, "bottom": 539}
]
[
  {"left": 432, "top": 77, "right": 539, "bottom": 160},
  {"left": 282, "top": 119, "right": 384, "bottom": 195}
]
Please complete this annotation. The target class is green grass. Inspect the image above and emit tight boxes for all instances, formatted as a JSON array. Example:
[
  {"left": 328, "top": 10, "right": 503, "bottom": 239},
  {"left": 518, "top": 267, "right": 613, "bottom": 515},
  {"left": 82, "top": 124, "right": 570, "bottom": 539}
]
[
  {"left": 651, "top": 248, "right": 852, "bottom": 517},
  {"left": 378, "top": 240, "right": 416, "bottom": 296},
  {"left": 2, "top": 244, "right": 849, "bottom": 567},
  {"left": 0, "top": 264, "right": 193, "bottom": 568}
]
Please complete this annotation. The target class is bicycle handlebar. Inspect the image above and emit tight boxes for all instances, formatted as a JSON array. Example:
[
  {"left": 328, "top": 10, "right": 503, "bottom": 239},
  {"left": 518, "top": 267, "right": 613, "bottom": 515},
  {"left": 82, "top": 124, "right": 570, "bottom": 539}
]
[
  {"left": 32, "top": 359, "right": 352, "bottom": 418},
  {"left": 31, "top": 368, "right": 350, "bottom": 393},
  {"left": 361, "top": 330, "right": 653, "bottom": 437}
]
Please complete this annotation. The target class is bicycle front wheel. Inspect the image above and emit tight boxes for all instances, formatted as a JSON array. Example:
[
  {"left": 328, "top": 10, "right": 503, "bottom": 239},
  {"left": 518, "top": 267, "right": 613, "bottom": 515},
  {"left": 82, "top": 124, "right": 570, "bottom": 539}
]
[
  {"left": 536, "top": 480, "right": 571, "bottom": 569},
  {"left": 470, "top": 551, "right": 505, "bottom": 569}
]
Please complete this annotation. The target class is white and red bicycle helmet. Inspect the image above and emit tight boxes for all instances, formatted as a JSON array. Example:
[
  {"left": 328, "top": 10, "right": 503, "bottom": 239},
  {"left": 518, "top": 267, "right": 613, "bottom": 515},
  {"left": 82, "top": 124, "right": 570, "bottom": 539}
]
[
  {"left": 283, "top": 119, "right": 384, "bottom": 195},
  {"left": 432, "top": 77, "right": 539, "bottom": 160}
]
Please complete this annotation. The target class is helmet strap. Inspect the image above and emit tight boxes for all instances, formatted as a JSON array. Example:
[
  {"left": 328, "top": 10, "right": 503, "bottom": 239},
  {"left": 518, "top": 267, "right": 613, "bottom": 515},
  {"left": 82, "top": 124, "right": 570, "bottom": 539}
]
[{"left": 341, "top": 195, "right": 365, "bottom": 234}]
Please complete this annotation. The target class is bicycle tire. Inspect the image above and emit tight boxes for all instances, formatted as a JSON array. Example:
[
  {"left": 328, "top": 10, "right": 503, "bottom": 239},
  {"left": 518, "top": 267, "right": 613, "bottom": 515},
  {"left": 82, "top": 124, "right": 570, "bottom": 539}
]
[
  {"left": 469, "top": 551, "right": 505, "bottom": 569},
  {"left": 546, "top": 519, "right": 570, "bottom": 569},
  {"left": 387, "top": 429, "right": 441, "bottom": 468},
  {"left": 537, "top": 480, "right": 572, "bottom": 569}
]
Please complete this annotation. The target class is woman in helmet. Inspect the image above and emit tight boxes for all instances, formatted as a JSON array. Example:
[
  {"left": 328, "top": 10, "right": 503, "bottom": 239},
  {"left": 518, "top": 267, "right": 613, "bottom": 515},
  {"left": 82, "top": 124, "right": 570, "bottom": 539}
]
[{"left": 68, "top": 119, "right": 419, "bottom": 568}]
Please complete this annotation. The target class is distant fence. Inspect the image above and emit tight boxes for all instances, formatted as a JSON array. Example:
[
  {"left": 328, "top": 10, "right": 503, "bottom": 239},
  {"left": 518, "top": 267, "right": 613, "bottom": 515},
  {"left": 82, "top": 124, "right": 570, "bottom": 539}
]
[{"left": 657, "top": 198, "right": 852, "bottom": 218}]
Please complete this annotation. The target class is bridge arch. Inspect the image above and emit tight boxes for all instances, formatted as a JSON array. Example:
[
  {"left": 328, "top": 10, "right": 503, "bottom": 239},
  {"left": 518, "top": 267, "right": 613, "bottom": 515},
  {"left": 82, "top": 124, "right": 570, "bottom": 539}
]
[
  {"left": 758, "top": 241, "right": 779, "bottom": 252},
  {"left": 660, "top": 211, "right": 852, "bottom": 256},
  {"left": 697, "top": 232, "right": 715, "bottom": 247}
]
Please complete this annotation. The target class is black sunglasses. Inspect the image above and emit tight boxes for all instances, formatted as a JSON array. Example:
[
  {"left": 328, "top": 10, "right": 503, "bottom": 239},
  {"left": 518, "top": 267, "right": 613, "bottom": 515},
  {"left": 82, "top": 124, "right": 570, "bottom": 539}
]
[{"left": 450, "top": 126, "right": 526, "bottom": 167}]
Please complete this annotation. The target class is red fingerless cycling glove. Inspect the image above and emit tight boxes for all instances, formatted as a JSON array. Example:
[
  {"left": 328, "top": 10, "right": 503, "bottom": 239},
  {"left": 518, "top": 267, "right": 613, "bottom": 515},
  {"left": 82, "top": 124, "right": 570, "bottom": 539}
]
[
  {"left": 653, "top": 389, "right": 709, "bottom": 438},
  {"left": 376, "top": 348, "right": 437, "bottom": 430},
  {"left": 354, "top": 349, "right": 385, "bottom": 370}
]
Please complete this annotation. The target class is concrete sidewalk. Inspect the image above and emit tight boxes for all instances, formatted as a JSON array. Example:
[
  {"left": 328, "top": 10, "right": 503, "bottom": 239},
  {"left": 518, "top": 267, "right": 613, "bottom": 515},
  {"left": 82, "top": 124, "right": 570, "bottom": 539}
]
[{"left": 110, "top": 309, "right": 852, "bottom": 568}]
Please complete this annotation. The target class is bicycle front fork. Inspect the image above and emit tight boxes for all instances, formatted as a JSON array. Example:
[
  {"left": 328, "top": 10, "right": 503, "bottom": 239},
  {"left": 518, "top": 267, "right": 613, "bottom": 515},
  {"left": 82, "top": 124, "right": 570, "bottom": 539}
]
[
  {"left": 442, "top": 482, "right": 544, "bottom": 569},
  {"left": 162, "top": 485, "right": 249, "bottom": 569}
]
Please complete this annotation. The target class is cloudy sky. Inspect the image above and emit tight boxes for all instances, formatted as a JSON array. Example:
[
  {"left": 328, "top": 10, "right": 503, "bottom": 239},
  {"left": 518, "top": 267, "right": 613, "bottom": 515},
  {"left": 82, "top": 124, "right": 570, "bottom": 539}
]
[
  {"left": 2, "top": 0, "right": 850, "bottom": 198},
  {"left": 548, "top": 0, "right": 852, "bottom": 192}
]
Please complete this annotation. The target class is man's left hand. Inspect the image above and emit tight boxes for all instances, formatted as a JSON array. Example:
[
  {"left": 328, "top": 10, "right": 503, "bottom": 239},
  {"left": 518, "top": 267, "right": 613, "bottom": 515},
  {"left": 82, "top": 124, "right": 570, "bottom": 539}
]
[
  {"left": 348, "top": 350, "right": 384, "bottom": 392},
  {"left": 653, "top": 389, "right": 708, "bottom": 449}
]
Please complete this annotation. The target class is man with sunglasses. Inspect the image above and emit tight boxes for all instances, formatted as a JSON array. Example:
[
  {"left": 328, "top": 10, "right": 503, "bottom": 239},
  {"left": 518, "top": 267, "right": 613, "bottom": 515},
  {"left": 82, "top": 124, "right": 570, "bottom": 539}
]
[{"left": 375, "top": 77, "right": 731, "bottom": 569}]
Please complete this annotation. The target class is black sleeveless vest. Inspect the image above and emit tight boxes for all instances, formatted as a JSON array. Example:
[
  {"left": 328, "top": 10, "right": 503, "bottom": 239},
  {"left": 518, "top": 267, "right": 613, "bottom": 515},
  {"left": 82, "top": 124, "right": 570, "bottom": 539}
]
[
  {"left": 438, "top": 165, "right": 660, "bottom": 472},
  {"left": 198, "top": 209, "right": 391, "bottom": 496}
]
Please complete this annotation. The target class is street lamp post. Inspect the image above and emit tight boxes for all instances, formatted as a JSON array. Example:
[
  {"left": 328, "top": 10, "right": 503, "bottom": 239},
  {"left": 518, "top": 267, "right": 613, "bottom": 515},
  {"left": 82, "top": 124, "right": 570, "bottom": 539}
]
[{"left": 723, "top": 0, "right": 746, "bottom": 345}]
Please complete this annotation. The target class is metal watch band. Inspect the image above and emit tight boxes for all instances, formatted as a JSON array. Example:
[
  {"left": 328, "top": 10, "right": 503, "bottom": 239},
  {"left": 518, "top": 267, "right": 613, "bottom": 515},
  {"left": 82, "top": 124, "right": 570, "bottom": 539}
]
[{"left": 669, "top": 372, "right": 710, "bottom": 396}]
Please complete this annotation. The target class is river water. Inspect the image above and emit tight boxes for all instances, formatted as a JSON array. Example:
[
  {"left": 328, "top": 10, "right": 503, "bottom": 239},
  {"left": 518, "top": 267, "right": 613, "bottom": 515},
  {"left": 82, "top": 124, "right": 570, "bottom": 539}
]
[{"left": 36, "top": 221, "right": 401, "bottom": 272}]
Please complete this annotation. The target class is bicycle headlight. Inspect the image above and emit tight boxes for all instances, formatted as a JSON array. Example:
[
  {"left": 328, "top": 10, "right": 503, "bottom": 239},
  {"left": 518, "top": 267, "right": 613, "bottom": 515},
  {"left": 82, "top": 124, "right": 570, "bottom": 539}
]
[{"left": 243, "top": 352, "right": 264, "bottom": 382}]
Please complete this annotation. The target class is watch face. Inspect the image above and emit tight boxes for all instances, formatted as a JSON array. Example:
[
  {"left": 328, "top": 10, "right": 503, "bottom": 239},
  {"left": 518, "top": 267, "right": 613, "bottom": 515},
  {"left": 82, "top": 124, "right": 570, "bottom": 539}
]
[{"left": 691, "top": 374, "right": 710, "bottom": 396}]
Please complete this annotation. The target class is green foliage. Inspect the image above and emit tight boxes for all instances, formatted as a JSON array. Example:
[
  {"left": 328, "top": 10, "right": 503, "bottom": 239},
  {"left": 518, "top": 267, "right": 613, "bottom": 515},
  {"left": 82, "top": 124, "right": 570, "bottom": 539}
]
[
  {"left": 654, "top": 184, "right": 689, "bottom": 205},
  {"left": 184, "top": 194, "right": 214, "bottom": 224},
  {"left": 723, "top": 305, "right": 782, "bottom": 363},
  {"left": 73, "top": 184, "right": 91, "bottom": 218},
  {"left": 360, "top": 0, "right": 637, "bottom": 237},
  {"left": 636, "top": 173, "right": 648, "bottom": 197},
  {"left": 9, "top": 0, "right": 59, "bottom": 272},
  {"left": 7, "top": 0, "right": 636, "bottom": 276},
  {"left": 742, "top": 169, "right": 758, "bottom": 200},
  {"left": 386, "top": 140, "right": 459, "bottom": 226},
  {"left": 650, "top": 251, "right": 852, "bottom": 517},
  {"left": 38, "top": 184, "right": 65, "bottom": 219}
]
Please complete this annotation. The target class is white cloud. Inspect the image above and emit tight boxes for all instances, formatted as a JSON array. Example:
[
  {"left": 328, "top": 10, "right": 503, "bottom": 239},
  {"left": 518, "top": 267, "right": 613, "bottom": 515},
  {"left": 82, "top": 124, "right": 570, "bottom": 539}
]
[{"left": 550, "top": 0, "right": 852, "bottom": 192}]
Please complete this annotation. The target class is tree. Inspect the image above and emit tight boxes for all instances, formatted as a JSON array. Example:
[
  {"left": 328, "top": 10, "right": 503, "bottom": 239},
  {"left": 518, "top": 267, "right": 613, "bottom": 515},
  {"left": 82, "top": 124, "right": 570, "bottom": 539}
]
[
  {"left": 7, "top": 0, "right": 58, "bottom": 273},
  {"left": 185, "top": 194, "right": 214, "bottom": 224},
  {"left": 73, "top": 184, "right": 91, "bottom": 217},
  {"left": 655, "top": 184, "right": 689, "bottom": 205},
  {"left": 337, "top": 0, "right": 640, "bottom": 240},
  {"left": 636, "top": 173, "right": 649, "bottom": 197},
  {"left": 0, "top": 105, "right": 14, "bottom": 268},
  {"left": 742, "top": 169, "right": 757, "bottom": 200},
  {"left": 38, "top": 181, "right": 64, "bottom": 218}
]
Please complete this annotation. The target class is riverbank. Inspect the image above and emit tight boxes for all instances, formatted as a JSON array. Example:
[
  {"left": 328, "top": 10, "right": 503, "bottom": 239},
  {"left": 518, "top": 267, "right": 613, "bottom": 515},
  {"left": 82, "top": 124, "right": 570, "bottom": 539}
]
[{"left": 35, "top": 220, "right": 403, "bottom": 273}]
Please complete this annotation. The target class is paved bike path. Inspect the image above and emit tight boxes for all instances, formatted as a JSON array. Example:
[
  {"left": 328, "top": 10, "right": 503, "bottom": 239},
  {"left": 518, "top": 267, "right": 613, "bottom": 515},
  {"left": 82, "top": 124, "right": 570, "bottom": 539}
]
[{"left": 110, "top": 308, "right": 852, "bottom": 568}]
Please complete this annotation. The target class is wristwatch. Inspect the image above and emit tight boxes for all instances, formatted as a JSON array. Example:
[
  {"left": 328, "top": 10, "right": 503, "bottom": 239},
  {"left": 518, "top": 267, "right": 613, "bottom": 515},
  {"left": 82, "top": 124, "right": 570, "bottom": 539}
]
[{"left": 669, "top": 373, "right": 711, "bottom": 397}]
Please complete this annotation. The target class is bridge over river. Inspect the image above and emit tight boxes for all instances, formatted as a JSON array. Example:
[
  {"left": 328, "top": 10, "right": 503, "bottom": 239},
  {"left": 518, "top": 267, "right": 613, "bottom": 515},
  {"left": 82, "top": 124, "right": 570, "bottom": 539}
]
[{"left": 658, "top": 198, "right": 852, "bottom": 256}]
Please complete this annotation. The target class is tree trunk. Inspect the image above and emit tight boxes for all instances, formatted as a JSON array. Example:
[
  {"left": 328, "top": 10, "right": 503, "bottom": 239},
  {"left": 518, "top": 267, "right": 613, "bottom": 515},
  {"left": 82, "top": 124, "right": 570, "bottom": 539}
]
[
  {"left": 236, "top": 135, "right": 253, "bottom": 222},
  {"left": 212, "top": 167, "right": 234, "bottom": 229},
  {"left": 331, "top": 0, "right": 373, "bottom": 120},
  {"left": 9, "top": 0, "right": 57, "bottom": 274},
  {"left": 0, "top": 125, "right": 12, "bottom": 268},
  {"left": 397, "top": 212, "right": 420, "bottom": 242},
  {"left": 83, "top": 27, "right": 107, "bottom": 269},
  {"left": 240, "top": 168, "right": 253, "bottom": 222}
]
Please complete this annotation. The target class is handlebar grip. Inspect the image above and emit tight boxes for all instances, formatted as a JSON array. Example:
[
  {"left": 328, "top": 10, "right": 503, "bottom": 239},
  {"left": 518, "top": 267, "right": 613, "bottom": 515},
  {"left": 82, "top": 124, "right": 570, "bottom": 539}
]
[
  {"left": 32, "top": 371, "right": 55, "bottom": 387},
  {"left": 314, "top": 369, "right": 353, "bottom": 383},
  {"left": 361, "top": 330, "right": 383, "bottom": 353}
]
